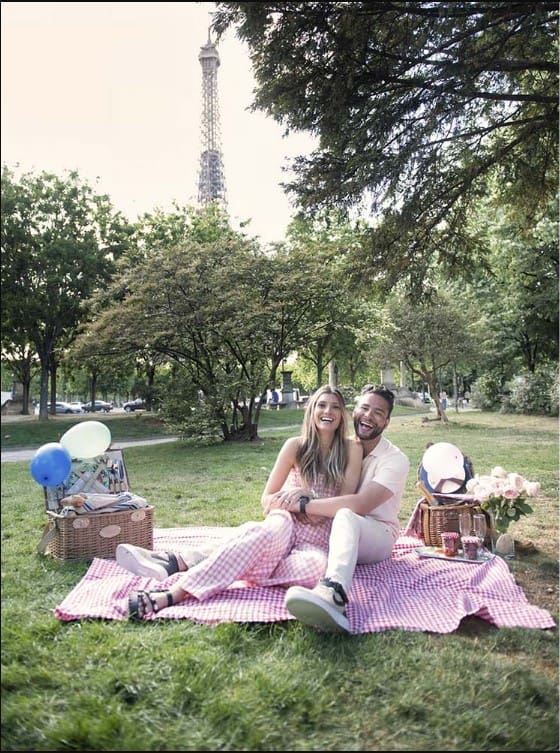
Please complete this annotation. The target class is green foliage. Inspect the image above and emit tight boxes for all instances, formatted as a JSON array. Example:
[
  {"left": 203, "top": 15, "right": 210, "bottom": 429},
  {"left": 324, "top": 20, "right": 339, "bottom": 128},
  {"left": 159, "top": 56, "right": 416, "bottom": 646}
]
[
  {"left": 471, "top": 363, "right": 557, "bottom": 418},
  {"left": 376, "top": 291, "right": 477, "bottom": 418},
  {"left": 1, "top": 164, "right": 132, "bottom": 418},
  {"left": 501, "top": 370, "right": 557, "bottom": 416},
  {"left": 550, "top": 364, "right": 560, "bottom": 417},
  {"left": 70, "top": 207, "right": 378, "bottom": 441},
  {"left": 462, "top": 197, "right": 559, "bottom": 376},
  {"left": 159, "top": 373, "right": 224, "bottom": 445},
  {"left": 471, "top": 372, "right": 506, "bottom": 411},
  {"left": 213, "top": 2, "right": 558, "bottom": 291}
]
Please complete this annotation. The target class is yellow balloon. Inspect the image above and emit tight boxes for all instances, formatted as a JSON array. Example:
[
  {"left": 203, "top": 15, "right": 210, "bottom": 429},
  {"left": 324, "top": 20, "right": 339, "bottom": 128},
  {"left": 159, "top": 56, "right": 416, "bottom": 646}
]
[{"left": 60, "top": 421, "right": 112, "bottom": 459}]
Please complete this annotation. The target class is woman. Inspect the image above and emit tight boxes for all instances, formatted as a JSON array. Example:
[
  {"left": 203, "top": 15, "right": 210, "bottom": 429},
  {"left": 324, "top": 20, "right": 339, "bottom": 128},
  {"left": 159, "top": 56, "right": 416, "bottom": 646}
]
[{"left": 117, "top": 384, "right": 362, "bottom": 620}]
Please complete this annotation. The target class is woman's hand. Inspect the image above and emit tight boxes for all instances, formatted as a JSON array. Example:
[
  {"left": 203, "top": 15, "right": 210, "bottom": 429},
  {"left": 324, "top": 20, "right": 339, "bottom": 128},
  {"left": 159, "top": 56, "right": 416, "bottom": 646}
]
[{"left": 264, "top": 488, "right": 312, "bottom": 515}]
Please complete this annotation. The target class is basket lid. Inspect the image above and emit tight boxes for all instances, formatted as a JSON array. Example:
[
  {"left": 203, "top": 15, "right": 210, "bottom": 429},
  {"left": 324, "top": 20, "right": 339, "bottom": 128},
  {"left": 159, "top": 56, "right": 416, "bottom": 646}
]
[{"left": 418, "top": 442, "right": 472, "bottom": 494}]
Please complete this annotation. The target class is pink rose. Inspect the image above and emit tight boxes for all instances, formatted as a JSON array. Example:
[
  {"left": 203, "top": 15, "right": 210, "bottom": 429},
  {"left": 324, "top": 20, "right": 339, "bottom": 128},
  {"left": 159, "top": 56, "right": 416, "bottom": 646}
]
[
  {"left": 524, "top": 481, "right": 540, "bottom": 497},
  {"left": 507, "top": 472, "right": 524, "bottom": 491}
]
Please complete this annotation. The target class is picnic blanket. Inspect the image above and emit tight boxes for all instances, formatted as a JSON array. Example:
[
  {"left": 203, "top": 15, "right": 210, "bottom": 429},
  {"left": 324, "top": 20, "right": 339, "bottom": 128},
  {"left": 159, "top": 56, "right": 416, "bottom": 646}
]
[{"left": 53, "top": 526, "right": 556, "bottom": 633}]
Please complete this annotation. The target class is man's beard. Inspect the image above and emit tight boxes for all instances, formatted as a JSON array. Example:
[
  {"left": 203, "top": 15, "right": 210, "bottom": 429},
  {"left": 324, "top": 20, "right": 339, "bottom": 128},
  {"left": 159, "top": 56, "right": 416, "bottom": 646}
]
[{"left": 354, "top": 416, "right": 384, "bottom": 442}]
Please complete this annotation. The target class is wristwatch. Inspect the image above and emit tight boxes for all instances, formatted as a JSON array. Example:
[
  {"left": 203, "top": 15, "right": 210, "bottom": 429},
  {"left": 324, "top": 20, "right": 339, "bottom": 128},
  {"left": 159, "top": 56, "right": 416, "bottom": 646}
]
[
  {"left": 298, "top": 489, "right": 318, "bottom": 513},
  {"left": 298, "top": 494, "right": 311, "bottom": 513}
]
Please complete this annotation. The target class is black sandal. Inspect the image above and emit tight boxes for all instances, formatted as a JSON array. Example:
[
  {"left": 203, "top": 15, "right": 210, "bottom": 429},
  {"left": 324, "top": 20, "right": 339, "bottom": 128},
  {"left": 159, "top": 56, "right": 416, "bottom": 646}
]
[{"left": 128, "top": 589, "right": 174, "bottom": 622}]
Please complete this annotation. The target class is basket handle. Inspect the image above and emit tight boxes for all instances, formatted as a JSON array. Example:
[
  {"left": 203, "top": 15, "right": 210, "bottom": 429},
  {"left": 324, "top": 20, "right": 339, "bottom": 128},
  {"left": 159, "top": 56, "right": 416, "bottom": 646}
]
[
  {"left": 416, "top": 480, "right": 434, "bottom": 504},
  {"left": 37, "top": 520, "right": 56, "bottom": 555}
]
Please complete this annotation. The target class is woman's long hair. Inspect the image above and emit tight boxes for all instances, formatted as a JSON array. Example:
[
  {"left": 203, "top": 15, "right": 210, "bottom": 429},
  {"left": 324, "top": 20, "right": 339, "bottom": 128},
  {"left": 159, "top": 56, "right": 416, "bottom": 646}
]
[{"left": 295, "top": 385, "right": 350, "bottom": 489}]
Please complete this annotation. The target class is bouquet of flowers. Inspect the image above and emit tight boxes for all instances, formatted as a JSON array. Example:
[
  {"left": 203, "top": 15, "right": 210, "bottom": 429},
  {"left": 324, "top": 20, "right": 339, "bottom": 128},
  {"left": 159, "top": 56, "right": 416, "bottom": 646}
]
[{"left": 465, "top": 466, "right": 540, "bottom": 533}]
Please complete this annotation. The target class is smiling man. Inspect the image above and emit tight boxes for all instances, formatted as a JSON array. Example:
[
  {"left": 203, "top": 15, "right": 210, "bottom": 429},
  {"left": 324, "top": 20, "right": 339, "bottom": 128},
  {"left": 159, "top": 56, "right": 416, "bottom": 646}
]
[{"left": 282, "top": 384, "right": 410, "bottom": 633}]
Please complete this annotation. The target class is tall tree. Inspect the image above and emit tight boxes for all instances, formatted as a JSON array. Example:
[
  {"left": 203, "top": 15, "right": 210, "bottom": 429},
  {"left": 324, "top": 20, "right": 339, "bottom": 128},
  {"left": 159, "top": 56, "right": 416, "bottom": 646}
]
[
  {"left": 376, "top": 292, "right": 479, "bottom": 422},
  {"left": 71, "top": 206, "right": 357, "bottom": 440},
  {"left": 213, "top": 2, "right": 558, "bottom": 292},
  {"left": 0, "top": 166, "right": 131, "bottom": 419},
  {"left": 460, "top": 195, "right": 558, "bottom": 375},
  {"left": 284, "top": 211, "right": 377, "bottom": 387}
]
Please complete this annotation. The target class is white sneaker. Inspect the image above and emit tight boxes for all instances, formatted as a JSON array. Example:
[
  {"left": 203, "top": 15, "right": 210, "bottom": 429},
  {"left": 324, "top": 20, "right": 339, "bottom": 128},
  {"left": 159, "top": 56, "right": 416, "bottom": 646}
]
[
  {"left": 285, "top": 578, "right": 350, "bottom": 633},
  {"left": 116, "top": 545, "right": 179, "bottom": 581}
]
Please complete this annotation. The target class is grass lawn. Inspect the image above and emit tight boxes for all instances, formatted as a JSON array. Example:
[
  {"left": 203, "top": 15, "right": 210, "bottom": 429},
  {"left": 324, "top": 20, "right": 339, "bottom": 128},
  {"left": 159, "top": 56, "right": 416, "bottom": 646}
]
[{"left": 1, "top": 408, "right": 558, "bottom": 751}]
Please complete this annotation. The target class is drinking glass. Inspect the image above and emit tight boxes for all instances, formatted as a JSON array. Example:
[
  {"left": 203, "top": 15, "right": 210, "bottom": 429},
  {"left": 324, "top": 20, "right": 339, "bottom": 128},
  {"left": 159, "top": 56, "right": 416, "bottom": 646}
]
[
  {"left": 458, "top": 511, "right": 472, "bottom": 538},
  {"left": 472, "top": 513, "right": 487, "bottom": 557}
]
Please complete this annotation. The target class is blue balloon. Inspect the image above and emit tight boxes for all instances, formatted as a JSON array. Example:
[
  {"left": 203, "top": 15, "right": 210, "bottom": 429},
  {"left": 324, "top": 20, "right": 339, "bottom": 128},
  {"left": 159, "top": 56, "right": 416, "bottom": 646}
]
[{"left": 30, "top": 442, "right": 72, "bottom": 488}]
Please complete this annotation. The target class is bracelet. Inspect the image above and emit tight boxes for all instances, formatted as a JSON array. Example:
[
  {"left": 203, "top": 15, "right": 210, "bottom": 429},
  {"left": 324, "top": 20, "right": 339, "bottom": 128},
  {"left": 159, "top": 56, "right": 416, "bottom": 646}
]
[{"left": 298, "top": 494, "right": 311, "bottom": 514}]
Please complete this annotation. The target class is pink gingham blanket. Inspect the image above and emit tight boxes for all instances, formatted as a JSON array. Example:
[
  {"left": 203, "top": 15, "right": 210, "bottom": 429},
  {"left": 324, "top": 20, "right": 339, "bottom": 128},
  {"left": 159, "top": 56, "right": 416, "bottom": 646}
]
[{"left": 53, "top": 526, "right": 556, "bottom": 633}]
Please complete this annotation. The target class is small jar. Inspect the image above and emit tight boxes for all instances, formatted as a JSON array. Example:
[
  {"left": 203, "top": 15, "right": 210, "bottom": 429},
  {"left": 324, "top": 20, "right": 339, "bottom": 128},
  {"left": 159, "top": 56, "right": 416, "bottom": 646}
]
[
  {"left": 440, "top": 531, "right": 459, "bottom": 556},
  {"left": 461, "top": 535, "right": 479, "bottom": 560}
]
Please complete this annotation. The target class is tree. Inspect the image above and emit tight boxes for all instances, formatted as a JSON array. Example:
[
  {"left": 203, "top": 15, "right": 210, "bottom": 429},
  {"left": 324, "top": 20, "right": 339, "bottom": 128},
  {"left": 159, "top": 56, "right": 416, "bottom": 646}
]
[
  {"left": 71, "top": 206, "right": 359, "bottom": 440},
  {"left": 0, "top": 340, "right": 39, "bottom": 415},
  {"left": 375, "top": 293, "right": 478, "bottom": 422},
  {"left": 462, "top": 196, "right": 559, "bottom": 376},
  {"left": 0, "top": 166, "right": 131, "bottom": 419},
  {"left": 283, "top": 210, "right": 374, "bottom": 388},
  {"left": 213, "top": 2, "right": 558, "bottom": 292}
]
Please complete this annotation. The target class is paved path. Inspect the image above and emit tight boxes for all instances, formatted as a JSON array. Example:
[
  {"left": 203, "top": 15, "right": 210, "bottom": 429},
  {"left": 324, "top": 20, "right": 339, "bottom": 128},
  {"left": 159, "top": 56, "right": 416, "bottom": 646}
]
[{"left": 1, "top": 436, "right": 179, "bottom": 463}]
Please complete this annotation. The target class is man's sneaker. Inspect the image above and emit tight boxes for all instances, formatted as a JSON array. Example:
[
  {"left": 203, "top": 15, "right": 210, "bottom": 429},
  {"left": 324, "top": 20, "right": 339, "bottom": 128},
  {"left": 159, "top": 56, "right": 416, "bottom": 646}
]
[
  {"left": 116, "top": 544, "right": 180, "bottom": 581},
  {"left": 285, "top": 577, "right": 350, "bottom": 633}
]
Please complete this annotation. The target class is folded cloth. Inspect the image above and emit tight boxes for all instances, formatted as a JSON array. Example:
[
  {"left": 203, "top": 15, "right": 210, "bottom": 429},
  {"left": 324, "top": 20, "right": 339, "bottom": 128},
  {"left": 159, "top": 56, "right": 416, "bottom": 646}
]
[
  {"left": 60, "top": 492, "right": 149, "bottom": 516},
  {"left": 53, "top": 527, "right": 556, "bottom": 634}
]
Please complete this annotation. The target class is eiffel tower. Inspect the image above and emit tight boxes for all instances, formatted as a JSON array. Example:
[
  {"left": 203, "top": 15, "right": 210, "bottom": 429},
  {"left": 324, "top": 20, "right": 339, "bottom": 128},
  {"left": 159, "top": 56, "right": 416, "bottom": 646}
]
[{"left": 197, "top": 29, "right": 227, "bottom": 209}]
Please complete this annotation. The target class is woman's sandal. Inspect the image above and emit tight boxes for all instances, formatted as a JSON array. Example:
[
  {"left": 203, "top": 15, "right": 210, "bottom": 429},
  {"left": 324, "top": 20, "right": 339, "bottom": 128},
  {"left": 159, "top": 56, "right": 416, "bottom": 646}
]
[{"left": 128, "top": 589, "right": 173, "bottom": 621}]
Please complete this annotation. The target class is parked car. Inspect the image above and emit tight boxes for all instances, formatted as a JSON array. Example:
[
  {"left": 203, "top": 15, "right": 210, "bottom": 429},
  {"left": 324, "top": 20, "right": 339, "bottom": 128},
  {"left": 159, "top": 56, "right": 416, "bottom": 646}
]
[
  {"left": 81, "top": 400, "right": 113, "bottom": 413},
  {"left": 123, "top": 398, "right": 144, "bottom": 412},
  {"left": 34, "top": 401, "right": 84, "bottom": 415}
]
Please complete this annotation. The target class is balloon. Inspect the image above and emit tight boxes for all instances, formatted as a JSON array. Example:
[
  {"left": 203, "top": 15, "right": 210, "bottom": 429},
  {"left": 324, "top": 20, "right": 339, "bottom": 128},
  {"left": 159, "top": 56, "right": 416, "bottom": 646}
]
[
  {"left": 60, "top": 421, "right": 111, "bottom": 459},
  {"left": 30, "top": 442, "right": 72, "bottom": 487}
]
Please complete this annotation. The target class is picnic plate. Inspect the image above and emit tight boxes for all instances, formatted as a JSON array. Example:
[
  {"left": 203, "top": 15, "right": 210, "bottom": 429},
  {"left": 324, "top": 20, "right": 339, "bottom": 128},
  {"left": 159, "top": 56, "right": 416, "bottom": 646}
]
[{"left": 415, "top": 546, "right": 495, "bottom": 564}]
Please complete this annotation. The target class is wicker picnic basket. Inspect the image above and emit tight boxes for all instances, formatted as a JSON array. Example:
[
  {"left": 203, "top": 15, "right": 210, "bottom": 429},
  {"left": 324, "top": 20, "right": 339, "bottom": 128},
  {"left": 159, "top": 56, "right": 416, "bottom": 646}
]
[
  {"left": 417, "top": 443, "right": 494, "bottom": 547},
  {"left": 37, "top": 448, "right": 153, "bottom": 561},
  {"left": 39, "top": 505, "right": 154, "bottom": 561},
  {"left": 420, "top": 501, "right": 487, "bottom": 547}
]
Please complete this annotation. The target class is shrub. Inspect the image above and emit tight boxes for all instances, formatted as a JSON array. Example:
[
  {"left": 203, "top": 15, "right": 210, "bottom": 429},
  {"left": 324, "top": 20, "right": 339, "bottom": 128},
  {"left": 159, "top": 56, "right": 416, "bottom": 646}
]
[
  {"left": 471, "top": 372, "right": 505, "bottom": 411},
  {"left": 501, "top": 369, "right": 557, "bottom": 416}
]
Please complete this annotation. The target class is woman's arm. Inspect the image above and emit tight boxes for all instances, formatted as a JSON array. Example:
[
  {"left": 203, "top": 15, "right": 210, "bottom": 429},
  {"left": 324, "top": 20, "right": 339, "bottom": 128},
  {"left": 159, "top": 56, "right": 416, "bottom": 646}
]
[
  {"left": 339, "top": 439, "right": 363, "bottom": 495},
  {"left": 260, "top": 436, "right": 299, "bottom": 512}
]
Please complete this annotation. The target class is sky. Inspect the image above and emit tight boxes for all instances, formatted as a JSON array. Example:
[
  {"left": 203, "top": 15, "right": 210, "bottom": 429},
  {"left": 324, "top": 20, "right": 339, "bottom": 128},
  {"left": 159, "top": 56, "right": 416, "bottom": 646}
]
[{"left": 1, "top": 1, "right": 317, "bottom": 244}]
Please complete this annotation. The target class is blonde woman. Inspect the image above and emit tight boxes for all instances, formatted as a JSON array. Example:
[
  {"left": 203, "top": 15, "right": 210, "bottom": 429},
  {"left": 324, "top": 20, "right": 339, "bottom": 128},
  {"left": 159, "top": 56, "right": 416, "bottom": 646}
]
[{"left": 117, "top": 385, "right": 362, "bottom": 620}]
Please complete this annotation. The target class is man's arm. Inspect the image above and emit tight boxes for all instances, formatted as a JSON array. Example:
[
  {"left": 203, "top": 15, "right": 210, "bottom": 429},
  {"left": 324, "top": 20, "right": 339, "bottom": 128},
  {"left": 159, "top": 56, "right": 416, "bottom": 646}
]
[
  {"left": 263, "top": 479, "right": 393, "bottom": 518},
  {"left": 301, "top": 481, "right": 393, "bottom": 518}
]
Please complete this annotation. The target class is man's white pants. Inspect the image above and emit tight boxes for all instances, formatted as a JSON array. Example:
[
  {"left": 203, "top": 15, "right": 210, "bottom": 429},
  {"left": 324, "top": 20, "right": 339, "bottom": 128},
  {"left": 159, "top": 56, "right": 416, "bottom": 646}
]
[{"left": 325, "top": 508, "right": 395, "bottom": 595}]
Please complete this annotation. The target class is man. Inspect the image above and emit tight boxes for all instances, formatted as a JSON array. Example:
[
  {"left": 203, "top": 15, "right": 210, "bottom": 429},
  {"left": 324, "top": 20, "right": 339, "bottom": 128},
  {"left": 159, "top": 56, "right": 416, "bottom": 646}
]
[{"left": 276, "top": 384, "right": 410, "bottom": 633}]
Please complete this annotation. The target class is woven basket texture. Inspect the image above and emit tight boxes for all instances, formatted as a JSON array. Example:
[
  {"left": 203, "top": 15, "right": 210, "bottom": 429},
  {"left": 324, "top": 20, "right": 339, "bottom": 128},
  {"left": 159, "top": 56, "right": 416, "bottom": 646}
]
[
  {"left": 44, "top": 506, "right": 154, "bottom": 561},
  {"left": 420, "top": 502, "right": 486, "bottom": 547}
]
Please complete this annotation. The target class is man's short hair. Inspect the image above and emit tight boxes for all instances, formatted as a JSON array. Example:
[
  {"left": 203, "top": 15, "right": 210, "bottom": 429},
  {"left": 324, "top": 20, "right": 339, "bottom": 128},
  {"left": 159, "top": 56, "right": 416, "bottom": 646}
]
[{"left": 359, "top": 384, "right": 395, "bottom": 415}]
